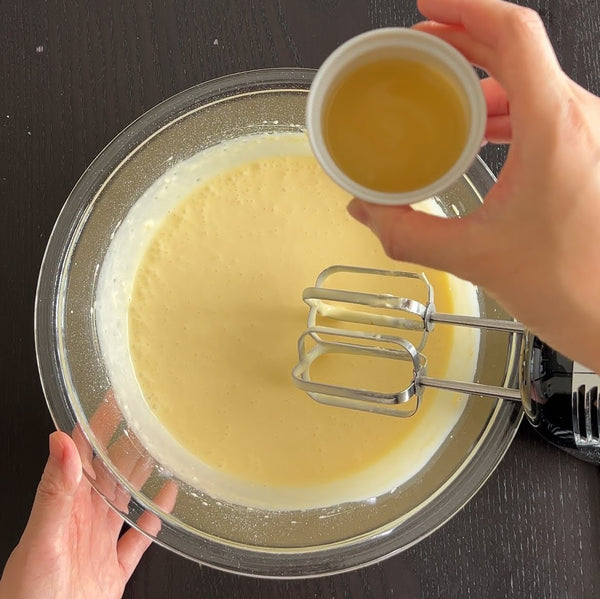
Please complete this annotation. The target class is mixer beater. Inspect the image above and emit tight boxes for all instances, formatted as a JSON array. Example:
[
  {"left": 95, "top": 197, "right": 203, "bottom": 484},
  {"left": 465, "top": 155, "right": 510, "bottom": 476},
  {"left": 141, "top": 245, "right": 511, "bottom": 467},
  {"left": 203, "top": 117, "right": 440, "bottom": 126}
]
[{"left": 292, "top": 265, "right": 600, "bottom": 462}]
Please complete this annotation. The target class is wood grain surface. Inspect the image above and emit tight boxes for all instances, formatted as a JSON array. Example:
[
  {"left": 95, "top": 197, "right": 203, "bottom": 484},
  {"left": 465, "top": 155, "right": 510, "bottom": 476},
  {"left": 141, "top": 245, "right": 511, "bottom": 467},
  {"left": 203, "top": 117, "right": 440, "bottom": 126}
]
[{"left": 1, "top": 1, "right": 599, "bottom": 597}]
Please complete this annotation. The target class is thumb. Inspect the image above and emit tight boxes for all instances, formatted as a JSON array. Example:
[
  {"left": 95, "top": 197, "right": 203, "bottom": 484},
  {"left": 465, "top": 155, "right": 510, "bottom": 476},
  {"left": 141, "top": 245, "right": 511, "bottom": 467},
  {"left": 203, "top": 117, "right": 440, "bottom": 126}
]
[
  {"left": 347, "top": 198, "right": 478, "bottom": 278},
  {"left": 23, "top": 432, "right": 83, "bottom": 542}
]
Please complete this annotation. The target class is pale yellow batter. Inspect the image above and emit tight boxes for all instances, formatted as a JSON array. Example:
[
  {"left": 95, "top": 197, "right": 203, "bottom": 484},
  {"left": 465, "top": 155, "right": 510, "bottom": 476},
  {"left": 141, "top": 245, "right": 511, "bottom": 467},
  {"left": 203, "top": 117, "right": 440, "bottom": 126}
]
[{"left": 123, "top": 138, "right": 475, "bottom": 503}]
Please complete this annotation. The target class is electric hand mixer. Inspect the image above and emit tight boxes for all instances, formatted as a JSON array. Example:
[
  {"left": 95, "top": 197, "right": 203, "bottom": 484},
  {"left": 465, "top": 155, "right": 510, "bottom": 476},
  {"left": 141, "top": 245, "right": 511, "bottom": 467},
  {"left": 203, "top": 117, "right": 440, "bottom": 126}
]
[{"left": 292, "top": 265, "right": 600, "bottom": 464}]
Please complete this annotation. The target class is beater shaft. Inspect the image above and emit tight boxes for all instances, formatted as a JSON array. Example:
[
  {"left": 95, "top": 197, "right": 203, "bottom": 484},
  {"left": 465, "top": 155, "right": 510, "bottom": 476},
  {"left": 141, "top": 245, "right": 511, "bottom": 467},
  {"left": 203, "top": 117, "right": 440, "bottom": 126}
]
[{"left": 430, "top": 312, "right": 526, "bottom": 334}]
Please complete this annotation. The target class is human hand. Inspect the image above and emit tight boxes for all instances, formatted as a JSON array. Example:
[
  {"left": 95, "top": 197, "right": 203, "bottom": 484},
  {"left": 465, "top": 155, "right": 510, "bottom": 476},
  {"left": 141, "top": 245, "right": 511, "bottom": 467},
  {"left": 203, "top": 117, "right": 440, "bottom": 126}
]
[
  {"left": 347, "top": 0, "right": 600, "bottom": 372},
  {"left": 0, "top": 399, "right": 177, "bottom": 599}
]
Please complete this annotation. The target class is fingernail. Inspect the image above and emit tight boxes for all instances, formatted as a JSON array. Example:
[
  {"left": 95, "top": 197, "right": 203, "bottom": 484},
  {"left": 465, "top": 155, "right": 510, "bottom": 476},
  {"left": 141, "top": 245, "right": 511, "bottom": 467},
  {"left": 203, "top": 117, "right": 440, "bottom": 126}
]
[
  {"left": 48, "top": 432, "right": 65, "bottom": 464},
  {"left": 347, "top": 199, "right": 371, "bottom": 226}
]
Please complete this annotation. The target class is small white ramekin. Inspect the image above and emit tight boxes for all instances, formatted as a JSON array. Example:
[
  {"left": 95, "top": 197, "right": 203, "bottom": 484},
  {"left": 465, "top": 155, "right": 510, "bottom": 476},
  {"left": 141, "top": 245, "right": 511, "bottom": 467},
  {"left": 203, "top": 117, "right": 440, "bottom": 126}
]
[{"left": 306, "top": 28, "right": 486, "bottom": 205}]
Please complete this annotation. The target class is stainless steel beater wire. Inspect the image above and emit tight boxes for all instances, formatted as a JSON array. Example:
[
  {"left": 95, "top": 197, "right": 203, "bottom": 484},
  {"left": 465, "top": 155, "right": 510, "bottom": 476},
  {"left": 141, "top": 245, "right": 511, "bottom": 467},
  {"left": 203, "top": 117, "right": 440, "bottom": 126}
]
[
  {"left": 430, "top": 313, "right": 527, "bottom": 333},
  {"left": 421, "top": 314, "right": 525, "bottom": 401},
  {"left": 300, "top": 277, "right": 528, "bottom": 405},
  {"left": 304, "top": 288, "right": 426, "bottom": 330},
  {"left": 304, "top": 287, "right": 527, "bottom": 333},
  {"left": 418, "top": 376, "right": 523, "bottom": 402}
]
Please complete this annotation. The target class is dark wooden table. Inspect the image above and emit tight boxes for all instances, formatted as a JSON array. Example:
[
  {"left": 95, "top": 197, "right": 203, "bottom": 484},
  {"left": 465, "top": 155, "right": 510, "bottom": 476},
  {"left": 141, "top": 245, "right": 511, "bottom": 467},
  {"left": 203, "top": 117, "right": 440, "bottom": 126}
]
[{"left": 2, "top": 1, "right": 599, "bottom": 597}]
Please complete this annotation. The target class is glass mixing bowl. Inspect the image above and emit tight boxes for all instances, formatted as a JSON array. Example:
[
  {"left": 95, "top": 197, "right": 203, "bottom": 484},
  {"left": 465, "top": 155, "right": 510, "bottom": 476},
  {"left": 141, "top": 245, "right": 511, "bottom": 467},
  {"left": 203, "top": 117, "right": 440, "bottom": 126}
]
[{"left": 35, "top": 68, "right": 522, "bottom": 578}]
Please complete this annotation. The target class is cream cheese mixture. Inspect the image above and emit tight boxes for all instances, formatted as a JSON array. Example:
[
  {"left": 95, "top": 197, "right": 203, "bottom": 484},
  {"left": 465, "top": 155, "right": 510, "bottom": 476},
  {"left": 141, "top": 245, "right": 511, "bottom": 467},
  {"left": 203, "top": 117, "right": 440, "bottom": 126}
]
[{"left": 95, "top": 133, "right": 480, "bottom": 510}]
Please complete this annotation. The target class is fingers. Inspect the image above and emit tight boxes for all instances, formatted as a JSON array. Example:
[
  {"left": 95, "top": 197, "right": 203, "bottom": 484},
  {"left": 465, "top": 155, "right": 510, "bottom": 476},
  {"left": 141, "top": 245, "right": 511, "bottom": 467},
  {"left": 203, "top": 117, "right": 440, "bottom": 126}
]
[
  {"left": 74, "top": 389, "right": 140, "bottom": 519},
  {"left": 92, "top": 433, "right": 152, "bottom": 516},
  {"left": 22, "top": 432, "right": 83, "bottom": 547},
  {"left": 481, "top": 77, "right": 509, "bottom": 117},
  {"left": 89, "top": 390, "right": 123, "bottom": 448},
  {"left": 115, "top": 526, "right": 153, "bottom": 580},
  {"left": 481, "top": 77, "right": 511, "bottom": 143},
  {"left": 37, "top": 432, "right": 82, "bottom": 500},
  {"left": 90, "top": 436, "right": 155, "bottom": 543},
  {"left": 347, "top": 199, "right": 476, "bottom": 277},
  {"left": 100, "top": 445, "right": 154, "bottom": 533},
  {"left": 486, "top": 115, "right": 511, "bottom": 144},
  {"left": 72, "top": 425, "right": 96, "bottom": 479},
  {"left": 116, "top": 480, "right": 178, "bottom": 579},
  {"left": 412, "top": 21, "right": 491, "bottom": 70},
  {"left": 415, "top": 0, "right": 565, "bottom": 112},
  {"left": 72, "top": 390, "right": 123, "bottom": 477}
]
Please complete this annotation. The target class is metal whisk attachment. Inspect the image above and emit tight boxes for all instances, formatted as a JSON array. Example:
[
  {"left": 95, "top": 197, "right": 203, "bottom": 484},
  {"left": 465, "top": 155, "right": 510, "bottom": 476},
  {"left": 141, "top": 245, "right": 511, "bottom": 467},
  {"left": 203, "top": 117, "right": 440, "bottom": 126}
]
[
  {"left": 292, "top": 265, "right": 600, "bottom": 463},
  {"left": 292, "top": 265, "right": 525, "bottom": 417}
]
